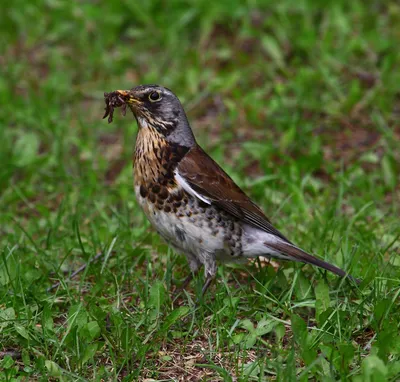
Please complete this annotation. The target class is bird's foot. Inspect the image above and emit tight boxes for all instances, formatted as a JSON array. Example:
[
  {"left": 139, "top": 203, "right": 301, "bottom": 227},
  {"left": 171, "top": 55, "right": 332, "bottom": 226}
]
[{"left": 172, "top": 272, "right": 195, "bottom": 301}]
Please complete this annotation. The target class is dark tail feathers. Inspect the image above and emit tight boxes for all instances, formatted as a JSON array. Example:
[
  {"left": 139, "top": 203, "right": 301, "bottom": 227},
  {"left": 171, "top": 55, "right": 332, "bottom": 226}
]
[{"left": 266, "top": 241, "right": 360, "bottom": 284}]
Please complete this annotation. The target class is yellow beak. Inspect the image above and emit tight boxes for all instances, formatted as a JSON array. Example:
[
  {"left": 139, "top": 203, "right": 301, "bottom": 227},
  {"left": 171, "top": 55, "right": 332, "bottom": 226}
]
[{"left": 116, "top": 90, "right": 141, "bottom": 105}]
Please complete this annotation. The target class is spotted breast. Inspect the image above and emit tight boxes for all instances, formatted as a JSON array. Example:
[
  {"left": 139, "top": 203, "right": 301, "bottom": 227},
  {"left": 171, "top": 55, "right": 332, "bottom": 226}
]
[{"left": 133, "top": 124, "right": 243, "bottom": 271}]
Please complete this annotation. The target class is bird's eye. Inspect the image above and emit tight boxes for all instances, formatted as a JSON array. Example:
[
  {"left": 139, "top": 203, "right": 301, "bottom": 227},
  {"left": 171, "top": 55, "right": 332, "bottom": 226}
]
[{"left": 149, "top": 91, "right": 162, "bottom": 102}]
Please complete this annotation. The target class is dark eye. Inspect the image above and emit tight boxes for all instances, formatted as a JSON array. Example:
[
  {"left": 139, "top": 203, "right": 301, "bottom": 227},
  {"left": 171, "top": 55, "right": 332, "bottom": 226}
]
[{"left": 149, "top": 91, "right": 161, "bottom": 102}]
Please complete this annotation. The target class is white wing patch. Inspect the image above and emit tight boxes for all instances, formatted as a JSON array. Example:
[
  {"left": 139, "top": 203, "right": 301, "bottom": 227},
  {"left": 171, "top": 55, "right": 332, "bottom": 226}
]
[{"left": 174, "top": 170, "right": 211, "bottom": 205}]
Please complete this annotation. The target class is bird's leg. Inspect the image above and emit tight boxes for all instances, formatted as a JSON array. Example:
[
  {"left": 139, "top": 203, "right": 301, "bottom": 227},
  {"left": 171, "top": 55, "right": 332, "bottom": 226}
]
[
  {"left": 200, "top": 255, "right": 217, "bottom": 297},
  {"left": 173, "top": 253, "right": 201, "bottom": 299},
  {"left": 180, "top": 272, "right": 195, "bottom": 290},
  {"left": 195, "top": 273, "right": 216, "bottom": 308},
  {"left": 173, "top": 270, "right": 199, "bottom": 299},
  {"left": 201, "top": 274, "right": 215, "bottom": 296}
]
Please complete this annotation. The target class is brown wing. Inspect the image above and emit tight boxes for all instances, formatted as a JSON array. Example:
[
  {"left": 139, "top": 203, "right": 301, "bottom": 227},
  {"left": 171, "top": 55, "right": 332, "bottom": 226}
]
[{"left": 177, "top": 145, "right": 292, "bottom": 243}]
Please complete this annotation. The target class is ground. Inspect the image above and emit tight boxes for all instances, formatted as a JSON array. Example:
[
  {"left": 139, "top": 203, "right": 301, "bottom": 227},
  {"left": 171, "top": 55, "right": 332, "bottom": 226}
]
[{"left": 1, "top": 1, "right": 400, "bottom": 381}]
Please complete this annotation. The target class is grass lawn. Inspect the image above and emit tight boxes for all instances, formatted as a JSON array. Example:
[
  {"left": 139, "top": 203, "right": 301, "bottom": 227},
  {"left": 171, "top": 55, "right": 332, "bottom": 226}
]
[{"left": 1, "top": 1, "right": 400, "bottom": 380}]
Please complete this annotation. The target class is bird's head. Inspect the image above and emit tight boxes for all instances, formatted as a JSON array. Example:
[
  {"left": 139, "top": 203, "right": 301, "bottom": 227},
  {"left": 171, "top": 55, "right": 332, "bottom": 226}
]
[{"left": 106, "top": 85, "right": 196, "bottom": 147}]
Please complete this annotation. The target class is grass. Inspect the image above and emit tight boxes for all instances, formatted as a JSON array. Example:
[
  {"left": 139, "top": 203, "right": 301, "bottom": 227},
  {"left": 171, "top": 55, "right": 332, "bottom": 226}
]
[{"left": 1, "top": 0, "right": 400, "bottom": 380}]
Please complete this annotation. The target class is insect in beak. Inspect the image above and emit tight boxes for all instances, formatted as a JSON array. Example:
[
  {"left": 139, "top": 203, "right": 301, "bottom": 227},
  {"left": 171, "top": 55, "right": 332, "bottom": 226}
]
[{"left": 103, "top": 91, "right": 130, "bottom": 123}]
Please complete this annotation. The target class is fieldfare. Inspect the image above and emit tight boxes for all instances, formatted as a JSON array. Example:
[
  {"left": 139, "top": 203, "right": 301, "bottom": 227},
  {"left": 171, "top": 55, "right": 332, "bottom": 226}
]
[{"left": 103, "top": 85, "right": 358, "bottom": 295}]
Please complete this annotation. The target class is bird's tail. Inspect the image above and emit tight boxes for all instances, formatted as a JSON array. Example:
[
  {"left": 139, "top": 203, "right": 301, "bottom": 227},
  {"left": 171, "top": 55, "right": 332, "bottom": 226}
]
[{"left": 266, "top": 241, "right": 360, "bottom": 284}]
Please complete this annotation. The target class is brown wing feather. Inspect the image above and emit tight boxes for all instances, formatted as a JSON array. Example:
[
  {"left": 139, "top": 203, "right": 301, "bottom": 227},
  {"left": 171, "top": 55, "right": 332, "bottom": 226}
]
[{"left": 177, "top": 145, "right": 291, "bottom": 243}]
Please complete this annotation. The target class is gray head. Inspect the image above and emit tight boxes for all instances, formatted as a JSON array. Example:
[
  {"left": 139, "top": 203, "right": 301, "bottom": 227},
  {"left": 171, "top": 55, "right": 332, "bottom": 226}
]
[{"left": 116, "top": 84, "right": 196, "bottom": 147}]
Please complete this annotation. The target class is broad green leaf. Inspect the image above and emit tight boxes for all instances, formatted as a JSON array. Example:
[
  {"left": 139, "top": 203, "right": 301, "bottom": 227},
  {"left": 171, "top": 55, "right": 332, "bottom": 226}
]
[
  {"left": 274, "top": 323, "right": 286, "bottom": 343},
  {"left": 161, "top": 307, "right": 189, "bottom": 332},
  {"left": 381, "top": 155, "right": 396, "bottom": 189},
  {"left": 42, "top": 304, "right": 54, "bottom": 332},
  {"left": 361, "top": 355, "right": 387, "bottom": 381},
  {"left": 315, "top": 281, "right": 330, "bottom": 323},
  {"left": 296, "top": 272, "right": 313, "bottom": 300},
  {"left": 82, "top": 343, "right": 98, "bottom": 366},
  {"left": 291, "top": 314, "right": 308, "bottom": 348},
  {"left": 0, "top": 307, "right": 15, "bottom": 330},
  {"left": 1, "top": 355, "right": 14, "bottom": 369},
  {"left": 232, "top": 333, "right": 245, "bottom": 345},
  {"left": 339, "top": 342, "right": 355, "bottom": 369},
  {"left": 148, "top": 281, "right": 166, "bottom": 321},
  {"left": 291, "top": 314, "right": 317, "bottom": 365},
  {"left": 255, "top": 319, "right": 276, "bottom": 336},
  {"left": 243, "top": 361, "right": 261, "bottom": 377},
  {"left": 22, "top": 349, "right": 30, "bottom": 367},
  {"left": 15, "top": 324, "right": 30, "bottom": 340},
  {"left": 244, "top": 334, "right": 257, "bottom": 349},
  {"left": 376, "top": 326, "right": 400, "bottom": 361},
  {"left": 262, "top": 35, "right": 284, "bottom": 67},
  {"left": 45, "top": 360, "right": 61, "bottom": 377},
  {"left": 14, "top": 132, "right": 40, "bottom": 167},
  {"left": 68, "top": 304, "right": 87, "bottom": 329},
  {"left": 240, "top": 319, "right": 255, "bottom": 333},
  {"left": 83, "top": 321, "right": 101, "bottom": 340}
]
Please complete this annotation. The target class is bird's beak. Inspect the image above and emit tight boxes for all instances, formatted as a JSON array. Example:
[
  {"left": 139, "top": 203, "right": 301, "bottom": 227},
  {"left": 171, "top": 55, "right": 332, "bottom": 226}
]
[
  {"left": 103, "top": 89, "right": 143, "bottom": 123},
  {"left": 115, "top": 90, "right": 141, "bottom": 106}
]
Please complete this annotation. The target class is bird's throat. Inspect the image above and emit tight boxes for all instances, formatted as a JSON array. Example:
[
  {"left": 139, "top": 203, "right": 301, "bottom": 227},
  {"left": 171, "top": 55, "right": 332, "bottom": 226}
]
[{"left": 134, "top": 125, "right": 189, "bottom": 189}]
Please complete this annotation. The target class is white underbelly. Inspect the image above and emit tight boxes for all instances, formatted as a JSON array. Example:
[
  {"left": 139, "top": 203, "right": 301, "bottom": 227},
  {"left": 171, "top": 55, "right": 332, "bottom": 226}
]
[
  {"left": 134, "top": 186, "right": 287, "bottom": 262},
  {"left": 135, "top": 186, "right": 225, "bottom": 256}
]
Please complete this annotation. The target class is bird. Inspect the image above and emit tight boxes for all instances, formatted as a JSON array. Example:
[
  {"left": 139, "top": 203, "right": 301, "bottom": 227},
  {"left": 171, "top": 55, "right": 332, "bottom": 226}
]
[{"left": 103, "top": 84, "right": 359, "bottom": 295}]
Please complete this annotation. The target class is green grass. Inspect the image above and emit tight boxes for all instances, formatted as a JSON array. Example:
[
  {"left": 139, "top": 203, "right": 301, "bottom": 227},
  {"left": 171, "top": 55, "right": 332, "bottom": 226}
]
[{"left": 1, "top": 0, "right": 400, "bottom": 380}]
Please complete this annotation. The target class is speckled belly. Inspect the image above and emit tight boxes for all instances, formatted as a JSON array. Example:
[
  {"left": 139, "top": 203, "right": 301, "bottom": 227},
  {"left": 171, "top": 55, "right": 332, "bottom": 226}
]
[{"left": 134, "top": 184, "right": 243, "bottom": 260}]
